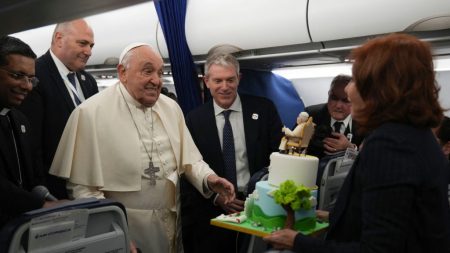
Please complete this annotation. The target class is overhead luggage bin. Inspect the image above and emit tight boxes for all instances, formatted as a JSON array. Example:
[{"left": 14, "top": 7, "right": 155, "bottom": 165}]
[
  {"left": 308, "top": 0, "right": 450, "bottom": 42},
  {"left": 185, "top": 0, "right": 311, "bottom": 56}
]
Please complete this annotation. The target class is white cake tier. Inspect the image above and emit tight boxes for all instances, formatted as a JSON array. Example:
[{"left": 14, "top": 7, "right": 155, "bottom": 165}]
[
  {"left": 268, "top": 152, "right": 319, "bottom": 188},
  {"left": 254, "top": 181, "right": 316, "bottom": 218}
]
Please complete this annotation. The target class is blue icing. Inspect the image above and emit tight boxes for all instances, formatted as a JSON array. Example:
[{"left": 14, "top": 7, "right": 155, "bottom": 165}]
[{"left": 254, "top": 181, "right": 316, "bottom": 219}]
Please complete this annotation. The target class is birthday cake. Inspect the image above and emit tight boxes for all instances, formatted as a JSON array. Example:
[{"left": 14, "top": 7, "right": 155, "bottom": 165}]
[{"left": 244, "top": 152, "right": 319, "bottom": 231}]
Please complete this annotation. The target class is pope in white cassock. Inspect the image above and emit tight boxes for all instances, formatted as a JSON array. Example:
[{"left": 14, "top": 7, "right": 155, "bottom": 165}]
[{"left": 49, "top": 43, "right": 235, "bottom": 253}]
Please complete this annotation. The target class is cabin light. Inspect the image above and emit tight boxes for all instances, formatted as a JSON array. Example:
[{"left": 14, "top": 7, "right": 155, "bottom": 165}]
[
  {"left": 434, "top": 56, "right": 450, "bottom": 72},
  {"left": 272, "top": 63, "right": 352, "bottom": 79},
  {"left": 273, "top": 56, "right": 450, "bottom": 79}
]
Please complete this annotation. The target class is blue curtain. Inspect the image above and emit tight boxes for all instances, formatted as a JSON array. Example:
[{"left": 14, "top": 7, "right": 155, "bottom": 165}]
[
  {"left": 238, "top": 69, "right": 304, "bottom": 128},
  {"left": 154, "top": 0, "right": 201, "bottom": 114}
]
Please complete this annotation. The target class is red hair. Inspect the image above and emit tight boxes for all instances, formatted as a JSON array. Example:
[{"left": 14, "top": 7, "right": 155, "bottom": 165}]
[{"left": 351, "top": 33, "right": 443, "bottom": 134}]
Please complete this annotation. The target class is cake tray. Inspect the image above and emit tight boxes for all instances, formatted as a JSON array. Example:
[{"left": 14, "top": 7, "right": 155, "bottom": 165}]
[{"left": 210, "top": 214, "right": 329, "bottom": 237}]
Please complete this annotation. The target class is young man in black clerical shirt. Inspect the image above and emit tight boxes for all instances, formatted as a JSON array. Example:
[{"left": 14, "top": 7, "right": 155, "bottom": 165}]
[{"left": 0, "top": 36, "right": 61, "bottom": 228}]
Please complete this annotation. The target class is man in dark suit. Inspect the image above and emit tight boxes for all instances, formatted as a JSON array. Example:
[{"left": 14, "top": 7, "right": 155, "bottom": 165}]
[
  {"left": 19, "top": 19, "right": 98, "bottom": 199},
  {"left": 181, "top": 52, "right": 283, "bottom": 253},
  {"left": 306, "top": 74, "right": 362, "bottom": 157},
  {"left": 0, "top": 36, "right": 62, "bottom": 228}
]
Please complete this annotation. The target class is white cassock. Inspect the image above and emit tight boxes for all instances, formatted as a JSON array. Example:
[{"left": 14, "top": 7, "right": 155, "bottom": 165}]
[{"left": 50, "top": 82, "right": 215, "bottom": 253}]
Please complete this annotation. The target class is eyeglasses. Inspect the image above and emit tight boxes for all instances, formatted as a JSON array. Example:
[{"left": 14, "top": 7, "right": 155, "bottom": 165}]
[{"left": 0, "top": 68, "right": 39, "bottom": 87}]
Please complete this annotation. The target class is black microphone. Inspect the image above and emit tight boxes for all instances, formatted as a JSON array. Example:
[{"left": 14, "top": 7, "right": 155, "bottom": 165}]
[{"left": 32, "top": 185, "right": 58, "bottom": 201}]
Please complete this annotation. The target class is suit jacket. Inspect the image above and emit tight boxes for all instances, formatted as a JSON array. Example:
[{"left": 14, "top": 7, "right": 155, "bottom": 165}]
[
  {"left": 181, "top": 94, "right": 283, "bottom": 226},
  {"left": 0, "top": 109, "right": 44, "bottom": 227},
  {"left": 305, "top": 103, "right": 362, "bottom": 147},
  {"left": 18, "top": 51, "right": 98, "bottom": 199},
  {"left": 294, "top": 123, "right": 450, "bottom": 253}
]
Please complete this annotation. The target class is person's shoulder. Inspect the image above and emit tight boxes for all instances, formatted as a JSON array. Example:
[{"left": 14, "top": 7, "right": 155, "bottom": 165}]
[
  {"left": 187, "top": 99, "right": 213, "bottom": 116},
  {"left": 240, "top": 94, "right": 277, "bottom": 111},
  {"left": 305, "top": 103, "right": 327, "bottom": 115},
  {"left": 10, "top": 108, "right": 29, "bottom": 124},
  {"left": 240, "top": 93, "right": 271, "bottom": 103},
  {"left": 366, "top": 122, "right": 430, "bottom": 148},
  {"left": 79, "top": 69, "right": 96, "bottom": 81}
]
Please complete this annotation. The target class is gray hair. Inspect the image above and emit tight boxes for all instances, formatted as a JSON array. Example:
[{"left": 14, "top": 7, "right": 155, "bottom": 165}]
[{"left": 204, "top": 53, "right": 240, "bottom": 77}]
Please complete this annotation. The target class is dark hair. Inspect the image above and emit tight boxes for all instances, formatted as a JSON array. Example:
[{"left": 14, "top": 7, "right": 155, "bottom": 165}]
[
  {"left": 351, "top": 33, "right": 443, "bottom": 134},
  {"left": 0, "top": 36, "right": 36, "bottom": 67},
  {"left": 329, "top": 74, "right": 352, "bottom": 92}
]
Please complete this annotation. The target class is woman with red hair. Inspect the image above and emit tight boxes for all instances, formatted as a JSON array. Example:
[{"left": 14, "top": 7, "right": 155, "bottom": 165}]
[{"left": 264, "top": 33, "right": 450, "bottom": 253}]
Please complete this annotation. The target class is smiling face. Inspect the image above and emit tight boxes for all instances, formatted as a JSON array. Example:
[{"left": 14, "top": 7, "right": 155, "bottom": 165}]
[
  {"left": 52, "top": 20, "right": 94, "bottom": 71},
  {"left": 118, "top": 46, "right": 164, "bottom": 107},
  {"left": 204, "top": 64, "right": 240, "bottom": 109},
  {"left": 0, "top": 54, "right": 35, "bottom": 107}
]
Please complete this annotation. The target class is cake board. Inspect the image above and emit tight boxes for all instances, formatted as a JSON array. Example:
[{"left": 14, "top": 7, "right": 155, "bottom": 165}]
[{"left": 210, "top": 213, "right": 328, "bottom": 238}]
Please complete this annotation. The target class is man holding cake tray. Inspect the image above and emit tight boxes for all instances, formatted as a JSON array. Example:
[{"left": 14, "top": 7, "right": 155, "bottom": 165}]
[{"left": 264, "top": 33, "right": 450, "bottom": 252}]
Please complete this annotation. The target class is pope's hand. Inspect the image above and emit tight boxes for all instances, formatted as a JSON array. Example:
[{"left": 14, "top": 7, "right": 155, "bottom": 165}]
[
  {"left": 263, "top": 229, "right": 298, "bottom": 250},
  {"left": 207, "top": 174, "right": 235, "bottom": 204}
]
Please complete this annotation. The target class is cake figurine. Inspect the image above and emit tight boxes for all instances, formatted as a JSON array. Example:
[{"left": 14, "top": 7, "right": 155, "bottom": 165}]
[{"left": 279, "top": 112, "right": 315, "bottom": 155}]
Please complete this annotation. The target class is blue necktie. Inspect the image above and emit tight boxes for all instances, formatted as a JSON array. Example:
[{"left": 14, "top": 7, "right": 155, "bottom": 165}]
[
  {"left": 67, "top": 72, "right": 82, "bottom": 105},
  {"left": 222, "top": 110, "right": 237, "bottom": 188}
]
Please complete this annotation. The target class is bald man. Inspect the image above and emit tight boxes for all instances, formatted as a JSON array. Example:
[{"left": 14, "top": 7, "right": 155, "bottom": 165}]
[{"left": 19, "top": 19, "right": 99, "bottom": 199}]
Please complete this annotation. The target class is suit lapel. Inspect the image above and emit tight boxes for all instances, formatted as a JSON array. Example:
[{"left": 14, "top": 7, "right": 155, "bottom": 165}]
[
  {"left": 205, "top": 102, "right": 226, "bottom": 175},
  {"left": 76, "top": 72, "right": 90, "bottom": 99},
  {"left": 0, "top": 116, "right": 16, "bottom": 177},
  {"left": 0, "top": 111, "right": 25, "bottom": 183},
  {"left": 43, "top": 52, "right": 76, "bottom": 111},
  {"left": 241, "top": 96, "right": 258, "bottom": 173}
]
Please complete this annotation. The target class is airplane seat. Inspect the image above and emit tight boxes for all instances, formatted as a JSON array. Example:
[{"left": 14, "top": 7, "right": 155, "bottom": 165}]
[
  {"left": 318, "top": 156, "right": 354, "bottom": 211},
  {"left": 0, "top": 198, "right": 129, "bottom": 253}
]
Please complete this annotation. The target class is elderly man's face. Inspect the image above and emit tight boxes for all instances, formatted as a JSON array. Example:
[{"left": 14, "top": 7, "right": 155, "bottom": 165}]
[
  {"left": 327, "top": 83, "right": 351, "bottom": 121},
  {"left": 0, "top": 54, "right": 35, "bottom": 108},
  {"left": 119, "top": 46, "right": 163, "bottom": 107},
  {"left": 204, "top": 64, "right": 240, "bottom": 109}
]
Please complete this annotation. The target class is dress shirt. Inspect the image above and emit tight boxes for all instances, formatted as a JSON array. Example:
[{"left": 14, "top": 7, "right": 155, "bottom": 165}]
[
  {"left": 213, "top": 95, "right": 250, "bottom": 192},
  {"left": 330, "top": 115, "right": 352, "bottom": 134},
  {"left": 49, "top": 49, "right": 86, "bottom": 105}
]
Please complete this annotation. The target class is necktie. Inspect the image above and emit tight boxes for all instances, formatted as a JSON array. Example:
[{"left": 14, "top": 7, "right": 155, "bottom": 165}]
[
  {"left": 333, "top": 121, "right": 343, "bottom": 133},
  {"left": 67, "top": 72, "right": 82, "bottom": 105},
  {"left": 222, "top": 110, "right": 237, "bottom": 188}
]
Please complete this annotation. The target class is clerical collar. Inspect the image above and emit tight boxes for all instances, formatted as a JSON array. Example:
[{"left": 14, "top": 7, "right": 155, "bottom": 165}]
[{"left": 0, "top": 108, "right": 10, "bottom": 116}]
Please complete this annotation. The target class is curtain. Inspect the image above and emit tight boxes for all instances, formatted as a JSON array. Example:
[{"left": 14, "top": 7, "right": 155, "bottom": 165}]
[
  {"left": 154, "top": 0, "right": 201, "bottom": 114},
  {"left": 238, "top": 69, "right": 305, "bottom": 128}
]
